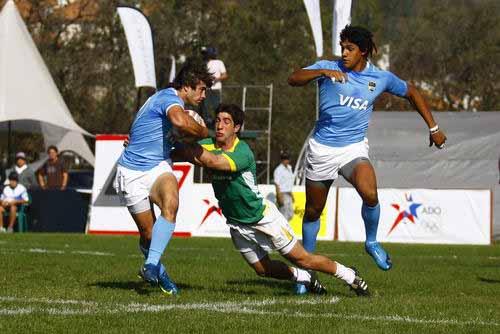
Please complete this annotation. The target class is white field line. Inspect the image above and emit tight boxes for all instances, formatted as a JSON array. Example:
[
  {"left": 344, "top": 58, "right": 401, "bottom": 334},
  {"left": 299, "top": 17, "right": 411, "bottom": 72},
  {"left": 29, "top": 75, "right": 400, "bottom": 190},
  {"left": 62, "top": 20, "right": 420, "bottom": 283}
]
[
  {"left": 0, "top": 296, "right": 340, "bottom": 315},
  {"left": 0, "top": 307, "right": 33, "bottom": 315},
  {"left": 0, "top": 248, "right": 116, "bottom": 257},
  {"left": 0, "top": 295, "right": 498, "bottom": 327},
  {"left": 0, "top": 296, "right": 97, "bottom": 306},
  {"left": 0, "top": 247, "right": 227, "bottom": 258},
  {"left": 71, "top": 250, "right": 114, "bottom": 256}
]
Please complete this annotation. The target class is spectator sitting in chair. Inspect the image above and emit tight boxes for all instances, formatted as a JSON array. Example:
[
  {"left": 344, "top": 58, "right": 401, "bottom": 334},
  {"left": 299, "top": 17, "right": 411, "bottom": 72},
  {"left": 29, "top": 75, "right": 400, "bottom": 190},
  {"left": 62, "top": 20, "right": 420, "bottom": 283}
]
[
  {"left": 4, "top": 152, "right": 36, "bottom": 189},
  {"left": 36, "top": 145, "right": 68, "bottom": 190},
  {"left": 0, "top": 172, "right": 29, "bottom": 233}
]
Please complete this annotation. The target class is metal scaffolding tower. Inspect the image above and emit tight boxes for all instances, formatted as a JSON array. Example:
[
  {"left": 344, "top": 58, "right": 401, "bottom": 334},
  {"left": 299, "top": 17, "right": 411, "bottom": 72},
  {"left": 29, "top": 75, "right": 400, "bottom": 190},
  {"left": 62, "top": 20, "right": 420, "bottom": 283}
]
[
  {"left": 232, "top": 84, "right": 273, "bottom": 184},
  {"left": 195, "top": 84, "right": 273, "bottom": 184}
]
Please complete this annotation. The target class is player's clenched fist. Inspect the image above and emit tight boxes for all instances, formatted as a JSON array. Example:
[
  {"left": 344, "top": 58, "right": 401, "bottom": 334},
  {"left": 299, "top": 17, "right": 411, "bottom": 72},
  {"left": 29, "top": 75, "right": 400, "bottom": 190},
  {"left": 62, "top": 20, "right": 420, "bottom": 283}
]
[
  {"left": 429, "top": 126, "right": 447, "bottom": 149},
  {"left": 321, "top": 70, "right": 348, "bottom": 84}
]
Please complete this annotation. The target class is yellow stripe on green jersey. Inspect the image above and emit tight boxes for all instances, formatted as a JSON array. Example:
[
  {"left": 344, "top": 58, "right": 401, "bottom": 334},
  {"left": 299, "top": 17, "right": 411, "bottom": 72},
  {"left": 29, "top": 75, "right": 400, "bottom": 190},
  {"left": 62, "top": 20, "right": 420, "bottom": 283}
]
[
  {"left": 201, "top": 143, "right": 216, "bottom": 151},
  {"left": 221, "top": 153, "right": 237, "bottom": 172}
]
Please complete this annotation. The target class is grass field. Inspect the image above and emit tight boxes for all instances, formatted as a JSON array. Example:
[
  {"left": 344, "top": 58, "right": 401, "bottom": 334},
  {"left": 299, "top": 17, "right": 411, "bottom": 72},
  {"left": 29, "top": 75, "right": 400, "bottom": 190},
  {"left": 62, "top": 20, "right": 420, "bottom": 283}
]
[{"left": 0, "top": 233, "right": 499, "bottom": 333}]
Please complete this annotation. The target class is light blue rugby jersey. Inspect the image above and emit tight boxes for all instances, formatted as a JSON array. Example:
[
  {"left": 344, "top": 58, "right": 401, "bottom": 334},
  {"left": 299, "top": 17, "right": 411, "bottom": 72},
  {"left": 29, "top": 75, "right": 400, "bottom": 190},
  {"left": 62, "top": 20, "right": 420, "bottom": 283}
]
[
  {"left": 305, "top": 60, "right": 408, "bottom": 147},
  {"left": 118, "top": 88, "right": 184, "bottom": 171}
]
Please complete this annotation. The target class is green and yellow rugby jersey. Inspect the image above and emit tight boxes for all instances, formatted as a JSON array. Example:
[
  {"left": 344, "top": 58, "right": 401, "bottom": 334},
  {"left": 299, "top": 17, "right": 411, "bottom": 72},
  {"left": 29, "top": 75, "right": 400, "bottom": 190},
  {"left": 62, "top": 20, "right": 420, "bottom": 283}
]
[{"left": 199, "top": 137, "right": 265, "bottom": 224}]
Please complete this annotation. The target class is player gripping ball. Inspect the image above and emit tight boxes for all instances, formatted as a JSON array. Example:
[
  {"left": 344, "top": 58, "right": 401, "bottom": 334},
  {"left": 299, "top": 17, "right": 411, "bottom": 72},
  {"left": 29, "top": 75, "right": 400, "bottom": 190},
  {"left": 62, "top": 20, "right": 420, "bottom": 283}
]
[{"left": 170, "top": 109, "right": 206, "bottom": 143}]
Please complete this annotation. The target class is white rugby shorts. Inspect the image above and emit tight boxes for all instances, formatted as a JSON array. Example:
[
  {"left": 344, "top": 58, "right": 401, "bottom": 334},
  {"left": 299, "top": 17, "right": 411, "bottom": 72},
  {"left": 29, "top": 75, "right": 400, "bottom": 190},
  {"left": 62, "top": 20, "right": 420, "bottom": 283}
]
[
  {"left": 305, "top": 137, "right": 369, "bottom": 181},
  {"left": 114, "top": 160, "right": 173, "bottom": 207},
  {"left": 228, "top": 201, "right": 298, "bottom": 264}
]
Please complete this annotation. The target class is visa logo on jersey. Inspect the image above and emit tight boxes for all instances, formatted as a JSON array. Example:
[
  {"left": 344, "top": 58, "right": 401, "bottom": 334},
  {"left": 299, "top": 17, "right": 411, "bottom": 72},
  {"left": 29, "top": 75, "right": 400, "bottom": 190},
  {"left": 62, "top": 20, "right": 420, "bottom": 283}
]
[{"left": 339, "top": 94, "right": 369, "bottom": 110}]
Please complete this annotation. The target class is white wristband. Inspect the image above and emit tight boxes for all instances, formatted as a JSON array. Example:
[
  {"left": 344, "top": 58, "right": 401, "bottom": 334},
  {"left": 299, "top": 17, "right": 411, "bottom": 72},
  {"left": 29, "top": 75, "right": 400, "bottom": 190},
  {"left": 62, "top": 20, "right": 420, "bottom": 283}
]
[{"left": 429, "top": 125, "right": 439, "bottom": 133}]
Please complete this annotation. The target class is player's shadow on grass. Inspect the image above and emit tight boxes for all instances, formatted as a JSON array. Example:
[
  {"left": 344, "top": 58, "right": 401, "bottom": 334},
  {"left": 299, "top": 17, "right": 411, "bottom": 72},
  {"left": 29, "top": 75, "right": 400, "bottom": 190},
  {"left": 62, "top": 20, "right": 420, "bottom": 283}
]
[
  {"left": 478, "top": 277, "right": 500, "bottom": 284},
  {"left": 225, "top": 279, "right": 294, "bottom": 296},
  {"left": 89, "top": 281, "right": 203, "bottom": 295},
  {"left": 89, "top": 281, "right": 155, "bottom": 295},
  {"left": 226, "top": 279, "right": 365, "bottom": 298}
]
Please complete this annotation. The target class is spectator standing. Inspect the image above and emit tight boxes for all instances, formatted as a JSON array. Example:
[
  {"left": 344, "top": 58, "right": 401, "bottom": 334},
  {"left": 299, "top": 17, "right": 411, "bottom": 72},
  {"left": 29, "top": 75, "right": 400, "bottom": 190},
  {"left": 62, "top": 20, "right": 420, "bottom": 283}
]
[
  {"left": 4, "top": 152, "right": 36, "bottom": 189},
  {"left": 273, "top": 151, "right": 295, "bottom": 221},
  {"left": 37, "top": 145, "right": 68, "bottom": 190},
  {"left": 0, "top": 172, "right": 29, "bottom": 233},
  {"left": 200, "top": 47, "right": 228, "bottom": 126}
]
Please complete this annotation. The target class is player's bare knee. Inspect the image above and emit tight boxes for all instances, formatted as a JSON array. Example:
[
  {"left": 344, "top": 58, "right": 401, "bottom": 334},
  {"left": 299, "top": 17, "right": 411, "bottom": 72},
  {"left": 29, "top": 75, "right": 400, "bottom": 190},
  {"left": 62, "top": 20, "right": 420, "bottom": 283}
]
[
  {"left": 362, "top": 191, "right": 378, "bottom": 206},
  {"left": 304, "top": 206, "right": 322, "bottom": 221},
  {"left": 160, "top": 204, "right": 178, "bottom": 221}
]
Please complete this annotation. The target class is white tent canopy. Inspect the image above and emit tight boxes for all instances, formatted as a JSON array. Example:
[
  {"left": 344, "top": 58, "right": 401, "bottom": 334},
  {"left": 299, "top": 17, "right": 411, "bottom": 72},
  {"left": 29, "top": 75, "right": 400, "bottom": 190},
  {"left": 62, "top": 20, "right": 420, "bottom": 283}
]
[{"left": 0, "top": 0, "right": 94, "bottom": 165}]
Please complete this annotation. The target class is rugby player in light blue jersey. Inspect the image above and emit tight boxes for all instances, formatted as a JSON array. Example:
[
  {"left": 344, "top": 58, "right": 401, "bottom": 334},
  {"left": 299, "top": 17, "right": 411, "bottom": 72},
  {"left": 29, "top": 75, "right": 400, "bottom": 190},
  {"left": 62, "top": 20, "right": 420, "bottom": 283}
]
[
  {"left": 114, "top": 58, "right": 213, "bottom": 295},
  {"left": 288, "top": 25, "right": 447, "bottom": 294}
]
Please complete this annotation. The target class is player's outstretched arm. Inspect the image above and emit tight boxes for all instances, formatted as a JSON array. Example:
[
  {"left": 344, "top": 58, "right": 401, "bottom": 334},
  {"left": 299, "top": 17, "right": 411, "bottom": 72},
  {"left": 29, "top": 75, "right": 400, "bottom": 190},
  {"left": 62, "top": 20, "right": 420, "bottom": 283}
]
[
  {"left": 288, "top": 69, "right": 322, "bottom": 86},
  {"left": 173, "top": 144, "right": 232, "bottom": 172},
  {"left": 168, "top": 106, "right": 208, "bottom": 139},
  {"left": 288, "top": 69, "right": 347, "bottom": 86},
  {"left": 406, "top": 83, "right": 447, "bottom": 149}
]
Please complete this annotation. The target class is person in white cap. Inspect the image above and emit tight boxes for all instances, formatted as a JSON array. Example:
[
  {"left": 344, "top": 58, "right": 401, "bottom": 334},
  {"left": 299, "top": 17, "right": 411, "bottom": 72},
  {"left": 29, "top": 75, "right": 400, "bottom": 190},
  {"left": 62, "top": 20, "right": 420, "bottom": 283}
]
[
  {"left": 4, "top": 152, "right": 36, "bottom": 189},
  {"left": 0, "top": 172, "right": 29, "bottom": 233}
]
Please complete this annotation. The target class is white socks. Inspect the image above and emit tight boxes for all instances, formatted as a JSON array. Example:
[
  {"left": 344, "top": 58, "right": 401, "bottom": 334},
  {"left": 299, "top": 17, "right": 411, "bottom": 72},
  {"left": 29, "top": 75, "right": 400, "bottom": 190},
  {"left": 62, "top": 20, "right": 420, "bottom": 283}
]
[
  {"left": 292, "top": 263, "right": 355, "bottom": 285},
  {"left": 291, "top": 267, "right": 312, "bottom": 284},
  {"left": 334, "top": 262, "right": 355, "bottom": 284}
]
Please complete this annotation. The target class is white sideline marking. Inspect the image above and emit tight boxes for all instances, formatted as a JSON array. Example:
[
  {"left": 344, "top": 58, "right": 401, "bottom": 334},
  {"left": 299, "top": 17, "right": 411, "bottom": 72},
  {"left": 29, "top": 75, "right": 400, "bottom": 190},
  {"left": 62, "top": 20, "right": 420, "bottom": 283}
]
[
  {"left": 0, "top": 295, "right": 498, "bottom": 327},
  {"left": 72, "top": 250, "right": 114, "bottom": 256},
  {"left": 0, "top": 248, "right": 116, "bottom": 257},
  {"left": 0, "top": 307, "right": 33, "bottom": 315},
  {"left": 0, "top": 247, "right": 225, "bottom": 258},
  {"left": 0, "top": 296, "right": 97, "bottom": 306},
  {"left": 28, "top": 248, "right": 65, "bottom": 254}
]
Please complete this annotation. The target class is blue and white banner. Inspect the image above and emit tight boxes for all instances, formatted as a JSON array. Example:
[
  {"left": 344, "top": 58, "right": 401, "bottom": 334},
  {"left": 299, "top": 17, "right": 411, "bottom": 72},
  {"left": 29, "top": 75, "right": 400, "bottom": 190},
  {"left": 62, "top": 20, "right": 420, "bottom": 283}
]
[
  {"left": 338, "top": 188, "right": 491, "bottom": 245},
  {"left": 117, "top": 6, "right": 156, "bottom": 88}
]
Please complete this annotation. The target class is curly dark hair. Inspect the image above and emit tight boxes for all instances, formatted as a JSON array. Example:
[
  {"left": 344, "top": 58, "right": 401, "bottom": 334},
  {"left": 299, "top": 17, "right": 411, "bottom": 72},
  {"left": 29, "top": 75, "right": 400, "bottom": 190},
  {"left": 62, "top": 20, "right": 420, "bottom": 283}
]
[
  {"left": 172, "top": 57, "right": 214, "bottom": 90},
  {"left": 215, "top": 104, "right": 245, "bottom": 134},
  {"left": 340, "top": 25, "right": 378, "bottom": 59},
  {"left": 47, "top": 145, "right": 58, "bottom": 153}
]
